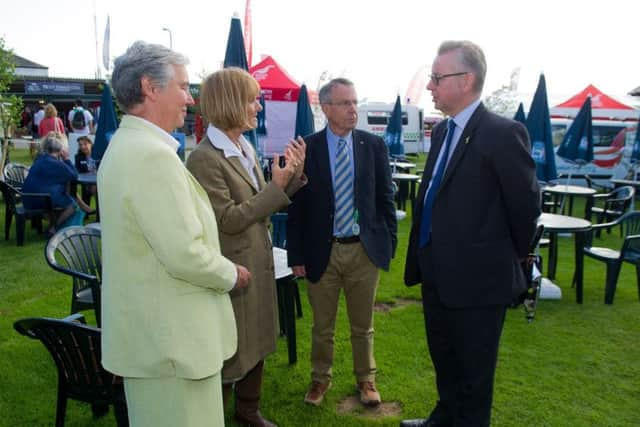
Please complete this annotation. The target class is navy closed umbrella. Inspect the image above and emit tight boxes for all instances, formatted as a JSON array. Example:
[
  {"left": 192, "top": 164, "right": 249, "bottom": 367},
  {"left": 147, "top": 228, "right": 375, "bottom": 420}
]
[
  {"left": 223, "top": 16, "right": 248, "bottom": 70},
  {"left": 384, "top": 95, "right": 404, "bottom": 157},
  {"left": 294, "top": 84, "right": 314, "bottom": 138},
  {"left": 557, "top": 97, "right": 594, "bottom": 165},
  {"left": 526, "top": 74, "right": 557, "bottom": 182},
  {"left": 92, "top": 83, "right": 118, "bottom": 163},
  {"left": 256, "top": 93, "right": 267, "bottom": 136},
  {"left": 514, "top": 102, "right": 526, "bottom": 125},
  {"left": 223, "top": 15, "right": 260, "bottom": 157}
]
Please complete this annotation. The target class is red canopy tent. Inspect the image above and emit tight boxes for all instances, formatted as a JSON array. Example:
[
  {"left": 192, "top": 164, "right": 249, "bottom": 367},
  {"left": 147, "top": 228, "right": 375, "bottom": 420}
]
[
  {"left": 551, "top": 84, "right": 638, "bottom": 121},
  {"left": 249, "top": 56, "right": 318, "bottom": 155}
]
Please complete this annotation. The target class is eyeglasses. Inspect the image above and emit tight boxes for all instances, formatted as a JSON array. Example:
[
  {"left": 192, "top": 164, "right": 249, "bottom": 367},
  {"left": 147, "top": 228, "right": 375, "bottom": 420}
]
[
  {"left": 326, "top": 100, "right": 358, "bottom": 108},
  {"left": 428, "top": 72, "right": 469, "bottom": 86}
]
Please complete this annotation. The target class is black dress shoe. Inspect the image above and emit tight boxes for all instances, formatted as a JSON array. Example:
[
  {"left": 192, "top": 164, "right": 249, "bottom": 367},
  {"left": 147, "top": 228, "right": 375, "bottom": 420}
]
[
  {"left": 400, "top": 418, "right": 449, "bottom": 427},
  {"left": 400, "top": 419, "right": 428, "bottom": 427}
]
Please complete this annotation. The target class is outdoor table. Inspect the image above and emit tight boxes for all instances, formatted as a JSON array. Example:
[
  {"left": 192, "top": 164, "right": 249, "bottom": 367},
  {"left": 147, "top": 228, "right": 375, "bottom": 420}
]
[
  {"left": 537, "top": 213, "right": 592, "bottom": 303},
  {"left": 392, "top": 173, "right": 420, "bottom": 210},
  {"left": 542, "top": 184, "right": 596, "bottom": 219},
  {"left": 76, "top": 172, "right": 97, "bottom": 185},
  {"left": 610, "top": 178, "right": 640, "bottom": 190},
  {"left": 389, "top": 161, "right": 416, "bottom": 173},
  {"left": 610, "top": 178, "right": 640, "bottom": 197},
  {"left": 273, "top": 247, "right": 297, "bottom": 364}
]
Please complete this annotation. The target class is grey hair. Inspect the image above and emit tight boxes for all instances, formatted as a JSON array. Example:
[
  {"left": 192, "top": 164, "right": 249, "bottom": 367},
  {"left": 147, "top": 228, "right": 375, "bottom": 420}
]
[
  {"left": 319, "top": 77, "right": 355, "bottom": 104},
  {"left": 40, "top": 131, "right": 68, "bottom": 154},
  {"left": 438, "top": 40, "right": 486, "bottom": 93},
  {"left": 111, "top": 40, "right": 189, "bottom": 111}
]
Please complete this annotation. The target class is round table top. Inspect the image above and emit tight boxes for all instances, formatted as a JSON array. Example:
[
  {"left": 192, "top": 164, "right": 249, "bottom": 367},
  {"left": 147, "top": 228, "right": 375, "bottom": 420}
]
[
  {"left": 392, "top": 173, "right": 420, "bottom": 181},
  {"left": 542, "top": 184, "right": 596, "bottom": 196},
  {"left": 77, "top": 173, "right": 97, "bottom": 184},
  {"left": 390, "top": 161, "right": 416, "bottom": 169},
  {"left": 538, "top": 213, "right": 591, "bottom": 232},
  {"left": 610, "top": 178, "right": 640, "bottom": 187}
]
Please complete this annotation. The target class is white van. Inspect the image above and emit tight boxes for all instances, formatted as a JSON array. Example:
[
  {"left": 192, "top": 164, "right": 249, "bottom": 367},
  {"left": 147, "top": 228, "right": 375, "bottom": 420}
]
[
  {"left": 356, "top": 102, "right": 424, "bottom": 154},
  {"left": 551, "top": 118, "right": 638, "bottom": 181}
]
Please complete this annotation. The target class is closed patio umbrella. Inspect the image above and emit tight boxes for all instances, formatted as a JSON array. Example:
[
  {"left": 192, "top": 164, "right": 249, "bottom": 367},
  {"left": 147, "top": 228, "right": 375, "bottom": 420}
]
[
  {"left": 514, "top": 102, "right": 526, "bottom": 125},
  {"left": 91, "top": 83, "right": 118, "bottom": 163},
  {"left": 384, "top": 95, "right": 404, "bottom": 157},
  {"left": 223, "top": 15, "right": 260, "bottom": 157},
  {"left": 526, "top": 74, "right": 557, "bottom": 182},
  {"left": 294, "top": 84, "right": 314, "bottom": 139},
  {"left": 557, "top": 97, "right": 594, "bottom": 166}
]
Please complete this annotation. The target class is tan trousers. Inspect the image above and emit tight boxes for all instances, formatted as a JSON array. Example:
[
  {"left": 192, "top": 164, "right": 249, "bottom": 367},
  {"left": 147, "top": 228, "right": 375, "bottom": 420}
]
[
  {"left": 307, "top": 241, "right": 379, "bottom": 384},
  {"left": 124, "top": 373, "right": 224, "bottom": 427}
]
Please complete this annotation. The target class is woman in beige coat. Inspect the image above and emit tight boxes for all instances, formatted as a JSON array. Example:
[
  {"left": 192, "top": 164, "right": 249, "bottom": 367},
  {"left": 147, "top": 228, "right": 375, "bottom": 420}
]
[{"left": 186, "top": 67, "right": 306, "bottom": 427}]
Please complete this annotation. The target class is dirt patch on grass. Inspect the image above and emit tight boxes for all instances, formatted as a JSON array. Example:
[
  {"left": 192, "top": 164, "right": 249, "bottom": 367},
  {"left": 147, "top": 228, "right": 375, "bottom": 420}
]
[
  {"left": 373, "top": 298, "right": 421, "bottom": 313},
  {"left": 336, "top": 395, "right": 402, "bottom": 418}
]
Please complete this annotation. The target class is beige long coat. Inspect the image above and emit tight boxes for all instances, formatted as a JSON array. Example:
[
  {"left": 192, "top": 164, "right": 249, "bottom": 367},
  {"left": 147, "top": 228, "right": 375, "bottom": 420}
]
[{"left": 186, "top": 135, "right": 303, "bottom": 381}]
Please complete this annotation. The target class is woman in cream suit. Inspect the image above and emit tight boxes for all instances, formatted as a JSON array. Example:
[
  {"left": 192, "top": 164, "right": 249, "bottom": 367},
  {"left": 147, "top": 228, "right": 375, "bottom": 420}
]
[
  {"left": 99, "top": 42, "right": 250, "bottom": 427},
  {"left": 186, "top": 68, "right": 306, "bottom": 427}
]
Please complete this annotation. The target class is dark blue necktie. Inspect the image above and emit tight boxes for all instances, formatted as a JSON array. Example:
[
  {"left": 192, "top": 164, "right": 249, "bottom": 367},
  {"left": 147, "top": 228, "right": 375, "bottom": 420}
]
[{"left": 419, "top": 119, "right": 456, "bottom": 247}]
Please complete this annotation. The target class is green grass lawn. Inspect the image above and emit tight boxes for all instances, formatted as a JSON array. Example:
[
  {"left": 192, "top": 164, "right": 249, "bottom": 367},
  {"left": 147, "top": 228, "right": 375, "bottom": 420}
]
[{"left": 1, "top": 148, "right": 639, "bottom": 426}]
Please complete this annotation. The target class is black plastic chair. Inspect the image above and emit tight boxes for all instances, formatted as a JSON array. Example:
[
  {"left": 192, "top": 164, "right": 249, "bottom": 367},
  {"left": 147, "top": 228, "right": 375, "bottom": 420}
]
[
  {"left": 13, "top": 314, "right": 128, "bottom": 427},
  {"left": 45, "top": 226, "right": 102, "bottom": 326},
  {"left": 518, "top": 225, "right": 545, "bottom": 322},
  {"left": 3, "top": 162, "right": 29, "bottom": 188},
  {"left": 582, "top": 211, "right": 640, "bottom": 304},
  {"left": 0, "top": 180, "right": 52, "bottom": 246},
  {"left": 588, "top": 185, "right": 635, "bottom": 237},
  {"left": 271, "top": 212, "right": 303, "bottom": 320}
]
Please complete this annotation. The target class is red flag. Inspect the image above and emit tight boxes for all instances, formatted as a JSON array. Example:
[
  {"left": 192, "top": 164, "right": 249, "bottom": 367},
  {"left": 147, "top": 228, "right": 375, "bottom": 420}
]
[{"left": 244, "top": 0, "right": 252, "bottom": 67}]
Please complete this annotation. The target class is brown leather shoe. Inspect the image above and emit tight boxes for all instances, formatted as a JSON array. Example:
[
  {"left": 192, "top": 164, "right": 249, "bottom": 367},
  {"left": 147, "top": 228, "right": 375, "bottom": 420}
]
[
  {"left": 357, "top": 381, "right": 381, "bottom": 406},
  {"left": 304, "top": 381, "right": 331, "bottom": 406},
  {"left": 234, "top": 410, "right": 277, "bottom": 427}
]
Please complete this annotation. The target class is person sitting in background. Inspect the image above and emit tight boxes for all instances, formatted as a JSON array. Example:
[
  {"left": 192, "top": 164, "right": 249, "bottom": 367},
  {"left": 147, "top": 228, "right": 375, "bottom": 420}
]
[
  {"left": 74, "top": 136, "right": 97, "bottom": 173},
  {"left": 74, "top": 135, "right": 97, "bottom": 205},
  {"left": 22, "top": 131, "right": 94, "bottom": 235}
]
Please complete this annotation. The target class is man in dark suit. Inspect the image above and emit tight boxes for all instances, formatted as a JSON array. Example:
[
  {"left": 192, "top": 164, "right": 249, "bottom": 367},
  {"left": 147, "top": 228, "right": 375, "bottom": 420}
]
[
  {"left": 287, "top": 78, "right": 397, "bottom": 408},
  {"left": 401, "top": 41, "right": 540, "bottom": 427}
]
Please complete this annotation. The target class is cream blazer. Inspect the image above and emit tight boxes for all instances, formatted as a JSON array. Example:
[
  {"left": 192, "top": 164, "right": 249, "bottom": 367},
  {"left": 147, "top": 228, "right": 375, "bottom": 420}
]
[{"left": 98, "top": 115, "right": 237, "bottom": 379}]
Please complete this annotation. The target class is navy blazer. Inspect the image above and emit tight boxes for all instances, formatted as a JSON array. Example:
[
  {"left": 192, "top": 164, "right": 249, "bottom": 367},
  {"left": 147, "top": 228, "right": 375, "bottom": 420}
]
[
  {"left": 404, "top": 103, "right": 540, "bottom": 307},
  {"left": 287, "top": 127, "right": 397, "bottom": 283}
]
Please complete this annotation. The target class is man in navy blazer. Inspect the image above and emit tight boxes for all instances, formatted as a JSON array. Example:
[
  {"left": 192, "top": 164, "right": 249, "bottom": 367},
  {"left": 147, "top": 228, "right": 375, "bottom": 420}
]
[
  {"left": 401, "top": 41, "right": 540, "bottom": 427},
  {"left": 287, "top": 78, "right": 397, "bottom": 407}
]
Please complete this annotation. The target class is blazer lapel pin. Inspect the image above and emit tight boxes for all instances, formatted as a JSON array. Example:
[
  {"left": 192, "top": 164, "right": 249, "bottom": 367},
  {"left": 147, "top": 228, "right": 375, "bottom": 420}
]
[{"left": 464, "top": 136, "right": 471, "bottom": 145}]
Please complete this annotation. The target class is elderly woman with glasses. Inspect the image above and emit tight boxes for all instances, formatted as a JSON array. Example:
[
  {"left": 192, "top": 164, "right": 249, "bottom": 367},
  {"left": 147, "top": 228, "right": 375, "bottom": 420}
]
[
  {"left": 22, "top": 131, "right": 93, "bottom": 235},
  {"left": 186, "top": 67, "right": 306, "bottom": 427}
]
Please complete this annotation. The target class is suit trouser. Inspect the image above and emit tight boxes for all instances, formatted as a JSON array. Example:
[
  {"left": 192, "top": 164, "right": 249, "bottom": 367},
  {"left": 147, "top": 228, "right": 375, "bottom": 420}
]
[
  {"left": 419, "top": 245, "right": 506, "bottom": 427},
  {"left": 307, "top": 241, "right": 379, "bottom": 384},
  {"left": 124, "top": 373, "right": 224, "bottom": 427}
]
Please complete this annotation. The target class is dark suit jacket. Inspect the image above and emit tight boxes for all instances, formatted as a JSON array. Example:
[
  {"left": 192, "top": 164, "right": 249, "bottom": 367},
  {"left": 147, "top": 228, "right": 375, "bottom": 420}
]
[
  {"left": 404, "top": 103, "right": 540, "bottom": 308},
  {"left": 287, "top": 127, "right": 397, "bottom": 283}
]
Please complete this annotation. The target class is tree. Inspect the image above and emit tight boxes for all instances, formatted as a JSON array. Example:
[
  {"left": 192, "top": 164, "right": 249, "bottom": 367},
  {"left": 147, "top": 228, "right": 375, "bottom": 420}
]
[
  {"left": 483, "top": 86, "right": 518, "bottom": 118},
  {"left": 0, "top": 37, "right": 23, "bottom": 175}
]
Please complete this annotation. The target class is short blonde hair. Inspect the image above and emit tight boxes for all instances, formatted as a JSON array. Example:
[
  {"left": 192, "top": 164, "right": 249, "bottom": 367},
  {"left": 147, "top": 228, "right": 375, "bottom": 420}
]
[
  {"left": 200, "top": 68, "right": 260, "bottom": 131},
  {"left": 44, "top": 103, "right": 58, "bottom": 119}
]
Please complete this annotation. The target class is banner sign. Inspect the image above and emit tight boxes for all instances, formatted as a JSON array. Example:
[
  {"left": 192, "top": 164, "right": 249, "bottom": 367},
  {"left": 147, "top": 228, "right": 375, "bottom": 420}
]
[{"left": 25, "top": 81, "right": 85, "bottom": 95}]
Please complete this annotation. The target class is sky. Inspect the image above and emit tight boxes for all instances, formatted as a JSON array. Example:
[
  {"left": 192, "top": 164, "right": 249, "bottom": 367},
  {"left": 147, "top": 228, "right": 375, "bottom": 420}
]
[{"left": 2, "top": 0, "right": 639, "bottom": 113}]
